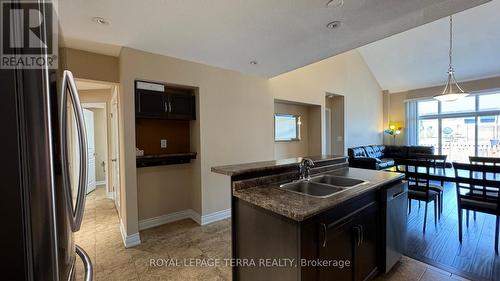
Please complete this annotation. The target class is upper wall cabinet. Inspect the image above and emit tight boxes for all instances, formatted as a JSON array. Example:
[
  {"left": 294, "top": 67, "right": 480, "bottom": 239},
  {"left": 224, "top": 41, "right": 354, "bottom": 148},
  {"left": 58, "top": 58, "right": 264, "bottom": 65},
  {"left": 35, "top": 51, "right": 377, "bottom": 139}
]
[{"left": 135, "top": 81, "right": 196, "bottom": 120}]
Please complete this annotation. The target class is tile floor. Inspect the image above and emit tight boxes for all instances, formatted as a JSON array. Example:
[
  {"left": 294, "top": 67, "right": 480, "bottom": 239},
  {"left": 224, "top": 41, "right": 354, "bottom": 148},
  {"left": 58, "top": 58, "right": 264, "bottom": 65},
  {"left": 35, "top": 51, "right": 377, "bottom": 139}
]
[{"left": 75, "top": 187, "right": 470, "bottom": 281}]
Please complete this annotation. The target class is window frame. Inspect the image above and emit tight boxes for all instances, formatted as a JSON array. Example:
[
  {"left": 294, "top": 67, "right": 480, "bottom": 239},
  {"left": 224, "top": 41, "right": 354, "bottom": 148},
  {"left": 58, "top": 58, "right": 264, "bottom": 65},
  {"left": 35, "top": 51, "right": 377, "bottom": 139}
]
[
  {"left": 274, "top": 113, "right": 301, "bottom": 142},
  {"left": 416, "top": 91, "right": 500, "bottom": 157}
]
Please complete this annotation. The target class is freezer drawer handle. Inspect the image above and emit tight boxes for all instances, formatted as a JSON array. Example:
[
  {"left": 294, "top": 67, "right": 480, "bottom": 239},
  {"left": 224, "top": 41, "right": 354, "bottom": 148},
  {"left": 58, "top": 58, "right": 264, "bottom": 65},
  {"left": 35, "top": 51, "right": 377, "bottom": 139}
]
[
  {"left": 76, "top": 245, "right": 93, "bottom": 281},
  {"left": 60, "top": 70, "right": 88, "bottom": 232}
]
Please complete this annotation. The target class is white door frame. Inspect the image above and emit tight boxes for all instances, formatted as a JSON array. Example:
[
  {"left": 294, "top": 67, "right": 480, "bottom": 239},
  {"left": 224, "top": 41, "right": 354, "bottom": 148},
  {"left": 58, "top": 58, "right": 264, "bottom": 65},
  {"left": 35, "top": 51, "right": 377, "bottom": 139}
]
[{"left": 110, "top": 87, "right": 121, "bottom": 211}]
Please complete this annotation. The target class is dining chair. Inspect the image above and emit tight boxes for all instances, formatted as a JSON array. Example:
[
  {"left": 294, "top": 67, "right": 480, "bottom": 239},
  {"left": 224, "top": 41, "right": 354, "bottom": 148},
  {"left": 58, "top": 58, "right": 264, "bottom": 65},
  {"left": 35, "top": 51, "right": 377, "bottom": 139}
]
[
  {"left": 468, "top": 156, "right": 500, "bottom": 224},
  {"left": 397, "top": 159, "right": 440, "bottom": 233},
  {"left": 453, "top": 162, "right": 500, "bottom": 254},
  {"left": 397, "top": 157, "right": 444, "bottom": 215}
]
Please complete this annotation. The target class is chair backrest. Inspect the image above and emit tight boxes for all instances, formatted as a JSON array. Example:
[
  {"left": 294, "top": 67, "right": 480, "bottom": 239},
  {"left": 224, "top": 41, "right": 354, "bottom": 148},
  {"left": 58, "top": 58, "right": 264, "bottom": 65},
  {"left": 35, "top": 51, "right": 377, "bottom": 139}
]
[
  {"left": 396, "top": 158, "right": 433, "bottom": 192},
  {"left": 453, "top": 162, "right": 500, "bottom": 211},
  {"left": 468, "top": 156, "right": 500, "bottom": 179}
]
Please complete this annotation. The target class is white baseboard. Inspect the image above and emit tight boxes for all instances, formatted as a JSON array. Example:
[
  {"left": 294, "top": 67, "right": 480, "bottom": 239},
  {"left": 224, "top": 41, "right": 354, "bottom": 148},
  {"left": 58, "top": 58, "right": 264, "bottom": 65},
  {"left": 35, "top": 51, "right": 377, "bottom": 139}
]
[
  {"left": 138, "top": 209, "right": 199, "bottom": 230},
  {"left": 200, "top": 208, "right": 231, "bottom": 225},
  {"left": 138, "top": 208, "right": 231, "bottom": 231},
  {"left": 119, "top": 219, "right": 141, "bottom": 248},
  {"left": 96, "top": 180, "right": 106, "bottom": 186},
  {"left": 106, "top": 191, "right": 115, "bottom": 200}
]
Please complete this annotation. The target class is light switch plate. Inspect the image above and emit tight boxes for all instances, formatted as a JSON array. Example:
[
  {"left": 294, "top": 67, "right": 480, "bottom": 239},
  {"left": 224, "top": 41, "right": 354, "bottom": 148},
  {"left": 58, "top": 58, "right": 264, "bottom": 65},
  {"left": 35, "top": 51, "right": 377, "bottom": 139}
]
[{"left": 161, "top": 139, "right": 167, "bottom": 148}]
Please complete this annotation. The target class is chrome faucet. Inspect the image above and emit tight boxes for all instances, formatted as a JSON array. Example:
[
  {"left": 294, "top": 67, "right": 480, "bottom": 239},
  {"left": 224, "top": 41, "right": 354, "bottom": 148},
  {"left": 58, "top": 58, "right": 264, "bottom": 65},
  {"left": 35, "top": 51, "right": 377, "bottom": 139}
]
[{"left": 298, "top": 158, "right": 315, "bottom": 180}]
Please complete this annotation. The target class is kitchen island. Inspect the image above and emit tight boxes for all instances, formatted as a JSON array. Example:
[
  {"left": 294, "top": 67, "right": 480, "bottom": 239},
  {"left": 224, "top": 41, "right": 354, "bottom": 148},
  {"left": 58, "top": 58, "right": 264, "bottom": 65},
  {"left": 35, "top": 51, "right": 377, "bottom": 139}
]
[{"left": 212, "top": 156, "right": 406, "bottom": 281}]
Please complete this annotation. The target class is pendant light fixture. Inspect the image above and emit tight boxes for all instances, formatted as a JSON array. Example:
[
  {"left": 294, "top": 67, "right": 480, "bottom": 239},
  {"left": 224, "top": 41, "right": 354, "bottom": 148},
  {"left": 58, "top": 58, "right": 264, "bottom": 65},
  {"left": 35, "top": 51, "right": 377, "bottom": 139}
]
[{"left": 434, "top": 16, "right": 469, "bottom": 102}]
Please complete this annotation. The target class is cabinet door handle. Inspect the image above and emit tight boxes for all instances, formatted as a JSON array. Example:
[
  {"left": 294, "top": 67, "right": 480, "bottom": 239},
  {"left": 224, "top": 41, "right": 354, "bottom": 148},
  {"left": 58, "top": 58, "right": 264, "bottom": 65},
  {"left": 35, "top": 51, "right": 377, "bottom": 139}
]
[
  {"left": 168, "top": 101, "right": 172, "bottom": 113},
  {"left": 164, "top": 101, "right": 168, "bottom": 112},
  {"left": 353, "top": 226, "right": 361, "bottom": 247},
  {"left": 359, "top": 224, "right": 364, "bottom": 245},
  {"left": 321, "top": 223, "right": 327, "bottom": 248}
]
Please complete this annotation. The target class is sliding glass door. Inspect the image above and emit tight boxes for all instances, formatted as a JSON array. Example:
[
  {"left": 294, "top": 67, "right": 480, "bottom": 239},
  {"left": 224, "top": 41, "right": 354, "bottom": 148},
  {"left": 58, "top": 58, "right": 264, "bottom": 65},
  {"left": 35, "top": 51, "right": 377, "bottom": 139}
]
[
  {"left": 414, "top": 92, "right": 500, "bottom": 162},
  {"left": 441, "top": 117, "right": 475, "bottom": 162},
  {"left": 477, "top": 115, "right": 500, "bottom": 157}
]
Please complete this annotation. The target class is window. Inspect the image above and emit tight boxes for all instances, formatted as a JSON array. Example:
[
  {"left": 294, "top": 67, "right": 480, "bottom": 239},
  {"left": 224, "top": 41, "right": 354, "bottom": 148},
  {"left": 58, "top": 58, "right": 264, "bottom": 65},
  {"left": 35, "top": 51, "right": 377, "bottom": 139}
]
[
  {"left": 274, "top": 114, "right": 300, "bottom": 141},
  {"left": 418, "top": 100, "right": 438, "bottom": 116},
  {"left": 479, "top": 93, "right": 500, "bottom": 111},
  {"left": 413, "top": 91, "right": 500, "bottom": 162}
]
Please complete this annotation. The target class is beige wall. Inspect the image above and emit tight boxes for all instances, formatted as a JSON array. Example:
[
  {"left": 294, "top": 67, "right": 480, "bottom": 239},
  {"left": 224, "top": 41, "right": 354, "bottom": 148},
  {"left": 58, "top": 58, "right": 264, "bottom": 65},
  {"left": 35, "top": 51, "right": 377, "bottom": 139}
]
[
  {"left": 384, "top": 76, "right": 500, "bottom": 145},
  {"left": 60, "top": 48, "right": 119, "bottom": 83},
  {"left": 326, "top": 95, "right": 345, "bottom": 155},
  {"left": 308, "top": 106, "right": 322, "bottom": 155},
  {"left": 119, "top": 47, "right": 274, "bottom": 236},
  {"left": 270, "top": 50, "right": 384, "bottom": 153},
  {"left": 274, "top": 102, "right": 310, "bottom": 159}
]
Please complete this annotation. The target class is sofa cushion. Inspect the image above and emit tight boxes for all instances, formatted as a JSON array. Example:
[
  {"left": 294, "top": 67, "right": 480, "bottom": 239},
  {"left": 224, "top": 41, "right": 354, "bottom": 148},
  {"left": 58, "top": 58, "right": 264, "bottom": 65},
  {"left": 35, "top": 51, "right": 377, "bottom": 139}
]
[
  {"left": 372, "top": 145, "right": 383, "bottom": 158},
  {"left": 408, "top": 146, "right": 434, "bottom": 157},
  {"left": 379, "top": 158, "right": 395, "bottom": 166},
  {"left": 384, "top": 145, "right": 409, "bottom": 159},
  {"left": 348, "top": 147, "right": 367, "bottom": 158},
  {"left": 364, "top": 146, "right": 378, "bottom": 158},
  {"left": 378, "top": 145, "right": 386, "bottom": 155}
]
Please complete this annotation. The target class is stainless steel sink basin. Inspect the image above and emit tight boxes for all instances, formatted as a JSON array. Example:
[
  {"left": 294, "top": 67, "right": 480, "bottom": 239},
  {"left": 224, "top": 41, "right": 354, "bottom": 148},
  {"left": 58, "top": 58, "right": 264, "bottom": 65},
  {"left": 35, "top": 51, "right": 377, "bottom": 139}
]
[
  {"left": 310, "top": 175, "right": 367, "bottom": 187},
  {"left": 279, "top": 181, "right": 346, "bottom": 198},
  {"left": 278, "top": 175, "right": 369, "bottom": 198}
]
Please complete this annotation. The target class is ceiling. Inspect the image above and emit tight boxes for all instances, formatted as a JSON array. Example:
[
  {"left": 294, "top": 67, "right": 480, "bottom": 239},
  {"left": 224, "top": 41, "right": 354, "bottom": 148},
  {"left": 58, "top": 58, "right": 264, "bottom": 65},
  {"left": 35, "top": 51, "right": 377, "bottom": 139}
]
[
  {"left": 358, "top": 0, "right": 500, "bottom": 93},
  {"left": 59, "top": 0, "right": 489, "bottom": 78}
]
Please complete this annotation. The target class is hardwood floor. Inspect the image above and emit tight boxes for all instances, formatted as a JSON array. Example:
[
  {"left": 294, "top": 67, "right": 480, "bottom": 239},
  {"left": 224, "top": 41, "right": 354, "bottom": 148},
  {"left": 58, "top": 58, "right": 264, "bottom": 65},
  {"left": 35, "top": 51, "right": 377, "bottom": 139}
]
[{"left": 404, "top": 181, "right": 500, "bottom": 281}]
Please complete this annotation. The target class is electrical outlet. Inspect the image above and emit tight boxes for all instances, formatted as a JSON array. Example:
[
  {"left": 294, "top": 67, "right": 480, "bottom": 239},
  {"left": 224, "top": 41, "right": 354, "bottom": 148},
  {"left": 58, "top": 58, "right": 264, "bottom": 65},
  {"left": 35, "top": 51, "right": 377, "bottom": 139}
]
[{"left": 161, "top": 139, "right": 167, "bottom": 148}]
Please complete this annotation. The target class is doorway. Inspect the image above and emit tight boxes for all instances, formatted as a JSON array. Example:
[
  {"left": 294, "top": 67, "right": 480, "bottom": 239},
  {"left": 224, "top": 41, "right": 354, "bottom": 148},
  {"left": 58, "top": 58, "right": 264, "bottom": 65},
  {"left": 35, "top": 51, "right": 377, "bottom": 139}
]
[
  {"left": 75, "top": 79, "right": 121, "bottom": 210},
  {"left": 325, "top": 108, "right": 332, "bottom": 155},
  {"left": 325, "top": 93, "right": 345, "bottom": 155}
]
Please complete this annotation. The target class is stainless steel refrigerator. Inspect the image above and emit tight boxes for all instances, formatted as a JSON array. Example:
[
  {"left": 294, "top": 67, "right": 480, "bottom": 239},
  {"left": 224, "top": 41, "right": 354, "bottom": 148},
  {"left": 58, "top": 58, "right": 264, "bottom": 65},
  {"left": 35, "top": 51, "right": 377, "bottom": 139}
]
[{"left": 1, "top": 0, "right": 93, "bottom": 280}]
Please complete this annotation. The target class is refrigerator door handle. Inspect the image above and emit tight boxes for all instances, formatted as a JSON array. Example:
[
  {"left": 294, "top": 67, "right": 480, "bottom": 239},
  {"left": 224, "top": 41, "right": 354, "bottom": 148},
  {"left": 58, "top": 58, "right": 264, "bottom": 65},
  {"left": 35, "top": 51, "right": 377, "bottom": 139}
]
[
  {"left": 76, "top": 245, "right": 93, "bottom": 281},
  {"left": 60, "top": 70, "right": 88, "bottom": 232}
]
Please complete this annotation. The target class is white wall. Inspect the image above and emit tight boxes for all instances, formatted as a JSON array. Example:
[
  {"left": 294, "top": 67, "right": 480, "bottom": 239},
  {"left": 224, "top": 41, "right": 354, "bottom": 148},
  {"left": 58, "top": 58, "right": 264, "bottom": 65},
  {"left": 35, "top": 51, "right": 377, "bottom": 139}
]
[
  {"left": 116, "top": 47, "right": 382, "bottom": 239},
  {"left": 119, "top": 47, "right": 274, "bottom": 236},
  {"left": 270, "top": 50, "right": 384, "bottom": 153}
]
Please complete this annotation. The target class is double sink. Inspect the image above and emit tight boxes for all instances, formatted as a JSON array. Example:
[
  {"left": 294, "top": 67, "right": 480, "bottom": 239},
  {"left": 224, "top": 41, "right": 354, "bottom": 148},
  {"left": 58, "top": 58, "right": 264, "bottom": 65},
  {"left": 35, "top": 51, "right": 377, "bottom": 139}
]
[{"left": 279, "top": 175, "right": 369, "bottom": 198}]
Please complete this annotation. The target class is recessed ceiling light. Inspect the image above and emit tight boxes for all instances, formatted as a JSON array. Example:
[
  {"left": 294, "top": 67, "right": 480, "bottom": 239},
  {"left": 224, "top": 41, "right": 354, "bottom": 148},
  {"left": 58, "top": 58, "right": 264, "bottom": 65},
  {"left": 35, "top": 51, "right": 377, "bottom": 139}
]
[
  {"left": 326, "top": 21, "right": 342, "bottom": 30},
  {"left": 250, "top": 61, "right": 258, "bottom": 65},
  {"left": 92, "top": 17, "right": 110, "bottom": 25},
  {"left": 326, "top": 0, "right": 343, "bottom": 8}
]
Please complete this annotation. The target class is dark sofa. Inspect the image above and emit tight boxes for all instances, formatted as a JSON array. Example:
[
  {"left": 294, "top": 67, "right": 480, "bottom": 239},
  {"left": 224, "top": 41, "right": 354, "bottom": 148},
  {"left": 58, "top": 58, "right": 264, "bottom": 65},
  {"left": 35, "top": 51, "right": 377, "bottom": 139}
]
[{"left": 348, "top": 145, "right": 435, "bottom": 170}]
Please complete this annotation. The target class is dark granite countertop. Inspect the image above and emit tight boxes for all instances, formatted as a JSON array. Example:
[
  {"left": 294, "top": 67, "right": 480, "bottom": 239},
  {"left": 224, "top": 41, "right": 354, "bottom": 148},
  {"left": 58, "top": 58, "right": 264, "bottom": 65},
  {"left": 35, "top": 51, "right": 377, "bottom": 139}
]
[
  {"left": 136, "top": 152, "right": 197, "bottom": 159},
  {"left": 211, "top": 155, "right": 347, "bottom": 176},
  {"left": 233, "top": 167, "right": 404, "bottom": 221}
]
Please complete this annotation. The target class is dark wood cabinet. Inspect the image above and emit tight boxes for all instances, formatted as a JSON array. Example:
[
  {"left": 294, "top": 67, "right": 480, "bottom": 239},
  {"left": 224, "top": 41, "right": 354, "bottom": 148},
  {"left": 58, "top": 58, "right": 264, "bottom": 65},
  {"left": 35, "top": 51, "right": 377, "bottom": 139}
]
[
  {"left": 233, "top": 185, "right": 386, "bottom": 281},
  {"left": 318, "top": 202, "right": 379, "bottom": 281},
  {"left": 135, "top": 81, "right": 195, "bottom": 120},
  {"left": 135, "top": 89, "right": 167, "bottom": 118},
  {"left": 166, "top": 92, "right": 195, "bottom": 120}
]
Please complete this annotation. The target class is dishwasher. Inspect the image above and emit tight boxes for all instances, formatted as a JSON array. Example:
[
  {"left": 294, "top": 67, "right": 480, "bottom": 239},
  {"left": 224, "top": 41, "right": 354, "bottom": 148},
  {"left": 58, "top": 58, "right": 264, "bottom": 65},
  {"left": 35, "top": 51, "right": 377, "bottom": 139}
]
[{"left": 381, "top": 181, "right": 408, "bottom": 273}]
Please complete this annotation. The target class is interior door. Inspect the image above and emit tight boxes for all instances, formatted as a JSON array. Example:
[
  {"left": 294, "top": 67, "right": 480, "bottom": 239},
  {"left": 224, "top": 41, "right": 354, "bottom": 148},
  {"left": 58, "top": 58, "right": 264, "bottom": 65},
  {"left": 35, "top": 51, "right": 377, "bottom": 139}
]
[{"left": 83, "top": 109, "right": 96, "bottom": 194}]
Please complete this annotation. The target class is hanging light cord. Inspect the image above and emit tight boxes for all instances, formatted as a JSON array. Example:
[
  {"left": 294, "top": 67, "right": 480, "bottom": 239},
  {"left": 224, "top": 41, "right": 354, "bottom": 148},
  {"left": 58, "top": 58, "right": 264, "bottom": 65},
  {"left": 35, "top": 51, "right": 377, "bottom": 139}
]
[{"left": 448, "top": 16, "right": 453, "bottom": 73}]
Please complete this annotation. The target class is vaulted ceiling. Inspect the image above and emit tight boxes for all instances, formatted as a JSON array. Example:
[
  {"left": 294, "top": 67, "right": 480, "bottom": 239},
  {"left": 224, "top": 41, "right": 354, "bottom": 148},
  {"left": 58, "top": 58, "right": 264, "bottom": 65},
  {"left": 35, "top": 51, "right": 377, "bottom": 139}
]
[
  {"left": 59, "top": 0, "right": 490, "bottom": 78},
  {"left": 358, "top": 0, "right": 500, "bottom": 93}
]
